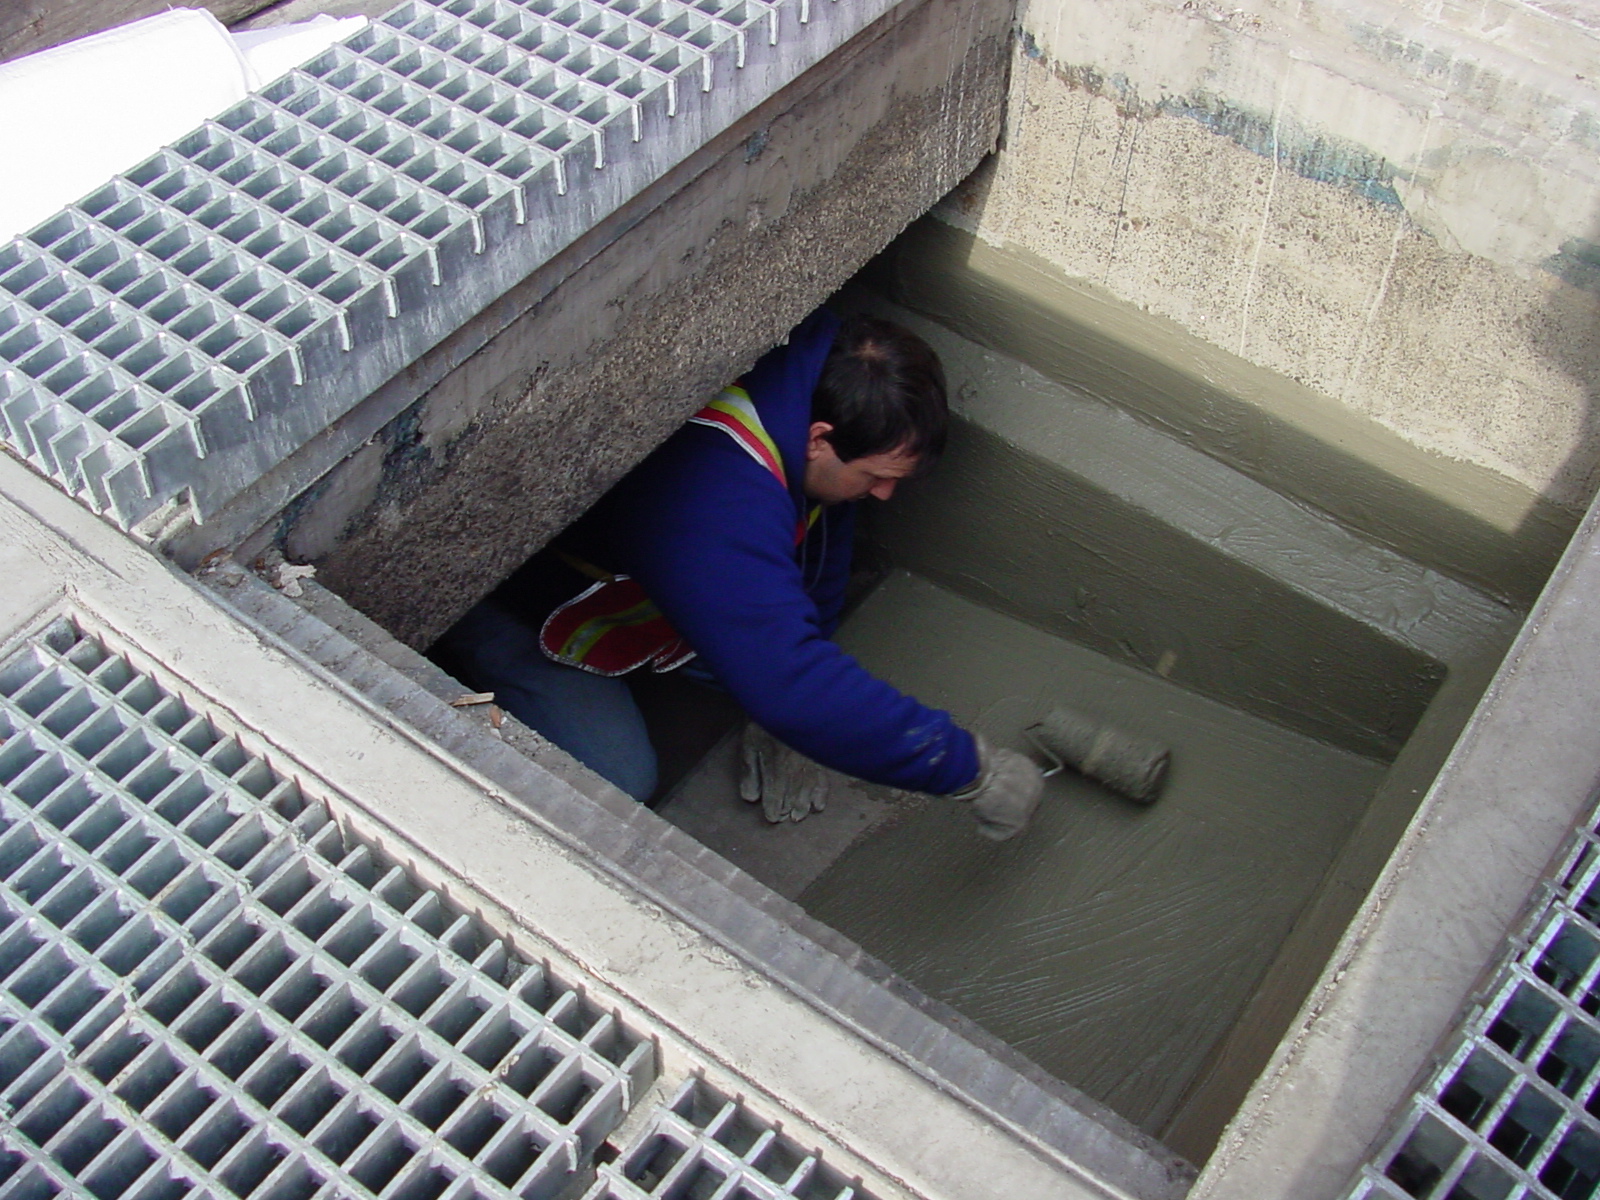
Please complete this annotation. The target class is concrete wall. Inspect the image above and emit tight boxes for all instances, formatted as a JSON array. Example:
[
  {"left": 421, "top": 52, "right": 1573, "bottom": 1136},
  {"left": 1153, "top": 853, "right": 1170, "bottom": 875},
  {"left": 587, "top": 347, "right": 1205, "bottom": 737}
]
[
  {"left": 199, "top": 0, "right": 1010, "bottom": 649},
  {"left": 925, "top": 0, "right": 1600, "bottom": 592}
]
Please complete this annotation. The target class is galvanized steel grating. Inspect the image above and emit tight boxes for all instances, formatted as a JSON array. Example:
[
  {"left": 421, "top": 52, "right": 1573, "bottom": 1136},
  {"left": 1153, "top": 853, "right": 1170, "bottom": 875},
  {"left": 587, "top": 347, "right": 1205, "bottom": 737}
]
[
  {"left": 1346, "top": 796, "right": 1600, "bottom": 1200},
  {"left": 0, "top": 0, "right": 870, "bottom": 530},
  {"left": 0, "top": 615, "right": 655, "bottom": 1199},
  {"left": 585, "top": 1078, "right": 872, "bottom": 1199}
]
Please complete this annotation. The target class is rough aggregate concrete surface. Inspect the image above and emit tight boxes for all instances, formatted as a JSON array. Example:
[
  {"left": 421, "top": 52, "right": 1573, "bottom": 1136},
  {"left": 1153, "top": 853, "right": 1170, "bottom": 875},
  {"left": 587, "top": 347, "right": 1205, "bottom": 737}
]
[
  {"left": 945, "top": 28, "right": 1600, "bottom": 517},
  {"left": 277, "top": 0, "right": 1009, "bottom": 648}
]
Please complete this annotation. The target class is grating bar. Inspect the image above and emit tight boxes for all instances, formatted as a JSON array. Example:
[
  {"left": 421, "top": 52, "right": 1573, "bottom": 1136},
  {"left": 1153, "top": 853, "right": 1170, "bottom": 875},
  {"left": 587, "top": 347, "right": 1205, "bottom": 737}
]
[
  {"left": 1347, "top": 799, "right": 1600, "bottom": 1200},
  {"left": 236, "top": 77, "right": 530, "bottom": 231},
  {"left": 343, "top": 23, "right": 618, "bottom": 172},
  {"left": 0, "top": 0, "right": 869, "bottom": 531},
  {"left": 585, "top": 1077, "right": 870, "bottom": 1200},
  {"left": 0, "top": 245, "right": 241, "bottom": 447},
  {"left": 7, "top": 211, "right": 340, "bottom": 357},
  {"left": 0, "top": 615, "right": 655, "bottom": 1200},
  {"left": 0, "top": 977, "right": 351, "bottom": 1200},
  {"left": 0, "top": 772, "right": 580, "bottom": 1199}
]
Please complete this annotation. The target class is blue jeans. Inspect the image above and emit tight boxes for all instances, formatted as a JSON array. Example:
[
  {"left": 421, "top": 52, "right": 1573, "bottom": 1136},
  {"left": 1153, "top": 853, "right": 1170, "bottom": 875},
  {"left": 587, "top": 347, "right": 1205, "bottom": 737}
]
[{"left": 433, "top": 598, "right": 658, "bottom": 802}]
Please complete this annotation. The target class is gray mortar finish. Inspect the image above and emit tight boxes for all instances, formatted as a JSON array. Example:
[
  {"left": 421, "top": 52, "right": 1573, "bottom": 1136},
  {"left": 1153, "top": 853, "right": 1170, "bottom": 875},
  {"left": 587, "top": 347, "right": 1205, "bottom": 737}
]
[
  {"left": 803, "top": 570, "right": 1389, "bottom": 1137},
  {"left": 840, "top": 295, "right": 1518, "bottom": 761},
  {"left": 209, "top": 0, "right": 1010, "bottom": 650},
  {"left": 872, "top": 219, "right": 1578, "bottom": 610},
  {"left": 207, "top": 567, "right": 1200, "bottom": 1200},
  {"left": 853, "top": 296, "right": 1520, "bottom": 670},
  {"left": 656, "top": 730, "right": 933, "bottom": 901},
  {"left": 1158, "top": 626, "right": 1512, "bottom": 1163},
  {"left": 879, "top": 416, "right": 1440, "bottom": 761},
  {"left": 644, "top": 287, "right": 1519, "bottom": 1160}
]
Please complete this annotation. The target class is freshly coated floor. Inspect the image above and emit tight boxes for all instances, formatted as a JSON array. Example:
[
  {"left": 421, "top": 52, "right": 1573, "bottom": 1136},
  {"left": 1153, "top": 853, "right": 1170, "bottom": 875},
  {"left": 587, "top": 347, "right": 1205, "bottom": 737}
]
[
  {"left": 656, "top": 569, "right": 1387, "bottom": 1132},
  {"left": 802, "top": 570, "right": 1386, "bottom": 1134}
]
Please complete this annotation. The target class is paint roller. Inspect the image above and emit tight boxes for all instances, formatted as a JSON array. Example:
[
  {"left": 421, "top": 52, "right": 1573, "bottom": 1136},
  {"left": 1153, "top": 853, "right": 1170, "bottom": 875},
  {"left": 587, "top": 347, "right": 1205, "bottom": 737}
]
[{"left": 1025, "top": 705, "right": 1170, "bottom": 804}]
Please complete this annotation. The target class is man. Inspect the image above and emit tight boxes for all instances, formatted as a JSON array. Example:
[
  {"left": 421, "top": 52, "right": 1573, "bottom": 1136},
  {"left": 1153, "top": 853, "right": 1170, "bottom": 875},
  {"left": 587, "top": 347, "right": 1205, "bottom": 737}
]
[{"left": 435, "top": 309, "right": 1044, "bottom": 840}]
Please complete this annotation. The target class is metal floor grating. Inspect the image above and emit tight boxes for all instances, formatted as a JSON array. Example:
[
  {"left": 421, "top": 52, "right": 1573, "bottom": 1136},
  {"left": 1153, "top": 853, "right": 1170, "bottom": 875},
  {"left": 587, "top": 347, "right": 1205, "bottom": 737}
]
[
  {"left": 0, "top": 614, "right": 655, "bottom": 1200},
  {"left": 587, "top": 1078, "right": 873, "bottom": 1200},
  {"left": 0, "top": 0, "right": 877, "bottom": 530},
  {"left": 1347, "top": 793, "right": 1600, "bottom": 1200}
]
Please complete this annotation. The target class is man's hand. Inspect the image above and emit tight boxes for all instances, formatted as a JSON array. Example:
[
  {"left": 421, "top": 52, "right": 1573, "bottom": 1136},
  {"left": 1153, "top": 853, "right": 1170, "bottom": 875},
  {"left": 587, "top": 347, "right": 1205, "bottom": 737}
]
[
  {"left": 740, "top": 724, "right": 829, "bottom": 823},
  {"left": 953, "top": 735, "right": 1045, "bottom": 841}
]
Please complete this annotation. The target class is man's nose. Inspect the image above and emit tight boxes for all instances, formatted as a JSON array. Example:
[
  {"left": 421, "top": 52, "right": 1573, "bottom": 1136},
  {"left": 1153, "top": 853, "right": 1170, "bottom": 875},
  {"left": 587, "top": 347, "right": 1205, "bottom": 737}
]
[{"left": 870, "top": 479, "right": 898, "bottom": 501}]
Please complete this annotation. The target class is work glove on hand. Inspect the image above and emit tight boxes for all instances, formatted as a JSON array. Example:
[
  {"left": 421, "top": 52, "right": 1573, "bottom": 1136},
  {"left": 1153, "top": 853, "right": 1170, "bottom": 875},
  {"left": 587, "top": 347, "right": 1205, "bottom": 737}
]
[
  {"left": 740, "top": 724, "right": 830, "bottom": 823},
  {"left": 952, "top": 735, "right": 1045, "bottom": 841}
]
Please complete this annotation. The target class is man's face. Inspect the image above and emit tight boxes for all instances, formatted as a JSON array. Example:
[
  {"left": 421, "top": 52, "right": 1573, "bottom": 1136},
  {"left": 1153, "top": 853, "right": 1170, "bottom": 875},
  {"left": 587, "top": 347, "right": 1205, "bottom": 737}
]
[{"left": 802, "top": 422, "right": 921, "bottom": 505}]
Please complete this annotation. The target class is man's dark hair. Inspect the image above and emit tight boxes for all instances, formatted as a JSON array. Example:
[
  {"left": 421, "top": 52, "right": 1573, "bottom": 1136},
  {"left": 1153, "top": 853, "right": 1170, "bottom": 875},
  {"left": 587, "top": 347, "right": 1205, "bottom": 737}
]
[{"left": 811, "top": 315, "right": 948, "bottom": 466}]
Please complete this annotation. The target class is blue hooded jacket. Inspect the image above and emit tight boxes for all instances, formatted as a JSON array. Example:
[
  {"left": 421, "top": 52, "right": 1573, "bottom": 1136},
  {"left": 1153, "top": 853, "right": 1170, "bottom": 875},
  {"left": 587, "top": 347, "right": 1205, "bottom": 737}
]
[{"left": 598, "top": 309, "right": 980, "bottom": 796}]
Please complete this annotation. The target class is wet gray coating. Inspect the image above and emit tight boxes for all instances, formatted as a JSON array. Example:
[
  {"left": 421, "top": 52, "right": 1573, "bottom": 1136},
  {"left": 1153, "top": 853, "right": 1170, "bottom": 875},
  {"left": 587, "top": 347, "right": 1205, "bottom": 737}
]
[
  {"left": 870, "top": 415, "right": 1445, "bottom": 760},
  {"left": 835, "top": 289, "right": 1523, "bottom": 760},
  {"left": 801, "top": 571, "right": 1388, "bottom": 1136},
  {"left": 870, "top": 219, "right": 1574, "bottom": 609}
]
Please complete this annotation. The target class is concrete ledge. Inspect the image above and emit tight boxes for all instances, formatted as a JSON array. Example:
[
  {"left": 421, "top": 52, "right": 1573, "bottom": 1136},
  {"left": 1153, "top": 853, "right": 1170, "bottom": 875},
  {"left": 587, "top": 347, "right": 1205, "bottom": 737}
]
[{"left": 1190, "top": 469, "right": 1600, "bottom": 1197}]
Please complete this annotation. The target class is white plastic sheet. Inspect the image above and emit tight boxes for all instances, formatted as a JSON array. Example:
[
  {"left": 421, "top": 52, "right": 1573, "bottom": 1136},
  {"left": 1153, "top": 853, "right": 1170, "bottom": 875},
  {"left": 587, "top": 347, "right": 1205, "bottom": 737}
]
[
  {"left": 234, "top": 15, "right": 368, "bottom": 89},
  {"left": 0, "top": 9, "right": 366, "bottom": 243}
]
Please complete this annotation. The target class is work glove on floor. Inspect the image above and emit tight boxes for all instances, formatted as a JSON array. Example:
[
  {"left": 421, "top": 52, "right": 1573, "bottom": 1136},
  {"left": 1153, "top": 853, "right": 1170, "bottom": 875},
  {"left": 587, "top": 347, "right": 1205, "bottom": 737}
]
[
  {"left": 952, "top": 735, "right": 1045, "bottom": 841},
  {"left": 740, "top": 724, "right": 830, "bottom": 823}
]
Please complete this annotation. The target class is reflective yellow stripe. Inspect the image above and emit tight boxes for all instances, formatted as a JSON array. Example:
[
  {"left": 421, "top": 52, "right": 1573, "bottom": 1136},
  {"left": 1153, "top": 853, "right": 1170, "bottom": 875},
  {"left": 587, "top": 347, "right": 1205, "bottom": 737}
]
[
  {"left": 693, "top": 385, "right": 786, "bottom": 487},
  {"left": 558, "top": 598, "right": 661, "bottom": 661}
]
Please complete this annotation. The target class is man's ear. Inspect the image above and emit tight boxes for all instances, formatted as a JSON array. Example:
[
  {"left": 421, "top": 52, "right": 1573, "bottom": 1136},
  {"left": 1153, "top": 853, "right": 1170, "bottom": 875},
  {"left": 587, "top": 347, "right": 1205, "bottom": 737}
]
[{"left": 805, "top": 421, "right": 836, "bottom": 462}]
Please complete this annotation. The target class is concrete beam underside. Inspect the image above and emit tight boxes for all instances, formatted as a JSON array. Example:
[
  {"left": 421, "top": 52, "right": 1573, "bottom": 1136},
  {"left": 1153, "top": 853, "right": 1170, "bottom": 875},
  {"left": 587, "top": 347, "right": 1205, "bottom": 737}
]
[{"left": 179, "top": 0, "right": 1016, "bottom": 650}]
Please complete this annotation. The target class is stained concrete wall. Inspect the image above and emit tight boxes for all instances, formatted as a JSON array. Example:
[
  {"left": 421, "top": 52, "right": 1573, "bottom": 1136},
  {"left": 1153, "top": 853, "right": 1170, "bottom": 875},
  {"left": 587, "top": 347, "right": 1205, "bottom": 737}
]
[
  {"left": 923, "top": 0, "right": 1600, "bottom": 595},
  {"left": 874, "top": 222, "right": 1575, "bottom": 608},
  {"left": 192, "top": 0, "right": 1010, "bottom": 649}
]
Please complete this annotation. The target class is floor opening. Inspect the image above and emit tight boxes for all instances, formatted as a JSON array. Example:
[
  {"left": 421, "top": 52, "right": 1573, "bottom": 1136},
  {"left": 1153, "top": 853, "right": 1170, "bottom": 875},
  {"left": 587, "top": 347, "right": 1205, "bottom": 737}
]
[{"left": 401, "top": 233, "right": 1520, "bottom": 1163}]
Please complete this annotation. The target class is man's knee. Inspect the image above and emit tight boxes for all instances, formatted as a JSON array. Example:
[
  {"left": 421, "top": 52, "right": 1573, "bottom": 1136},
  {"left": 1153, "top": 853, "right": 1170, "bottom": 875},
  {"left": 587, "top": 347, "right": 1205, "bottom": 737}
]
[
  {"left": 435, "top": 600, "right": 659, "bottom": 802},
  {"left": 609, "top": 752, "right": 658, "bottom": 805}
]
